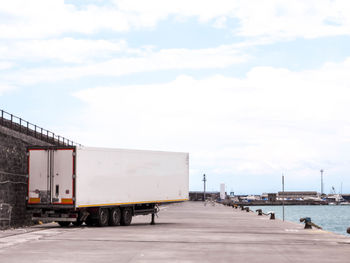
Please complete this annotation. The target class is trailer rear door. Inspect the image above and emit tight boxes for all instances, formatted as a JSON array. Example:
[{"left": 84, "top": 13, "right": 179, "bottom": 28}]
[
  {"left": 52, "top": 149, "right": 74, "bottom": 204},
  {"left": 28, "top": 149, "right": 50, "bottom": 204},
  {"left": 28, "top": 148, "right": 75, "bottom": 205}
]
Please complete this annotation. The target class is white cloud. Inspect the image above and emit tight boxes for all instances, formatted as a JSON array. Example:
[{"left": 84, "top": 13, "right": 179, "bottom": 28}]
[
  {"left": 0, "top": 38, "right": 130, "bottom": 63},
  {"left": 0, "top": 1, "right": 131, "bottom": 39},
  {"left": 1, "top": 0, "right": 350, "bottom": 41},
  {"left": 0, "top": 63, "right": 16, "bottom": 95},
  {"left": 1, "top": 44, "right": 248, "bottom": 84},
  {"left": 116, "top": 0, "right": 350, "bottom": 40},
  {"left": 232, "top": 0, "right": 350, "bottom": 40},
  {"left": 213, "top": 16, "right": 227, "bottom": 29},
  {"left": 0, "top": 62, "right": 14, "bottom": 70},
  {"left": 0, "top": 83, "right": 16, "bottom": 95},
  {"left": 72, "top": 58, "right": 350, "bottom": 191}
]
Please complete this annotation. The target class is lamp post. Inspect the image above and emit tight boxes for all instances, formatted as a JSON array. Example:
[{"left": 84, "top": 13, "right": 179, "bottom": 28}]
[
  {"left": 282, "top": 174, "right": 285, "bottom": 221},
  {"left": 320, "top": 169, "right": 324, "bottom": 196},
  {"left": 203, "top": 174, "right": 206, "bottom": 201}
]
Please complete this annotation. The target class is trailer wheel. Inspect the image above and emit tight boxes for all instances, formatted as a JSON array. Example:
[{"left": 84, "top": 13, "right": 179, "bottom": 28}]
[
  {"left": 109, "top": 207, "right": 121, "bottom": 226},
  {"left": 58, "top": 221, "right": 71, "bottom": 227},
  {"left": 98, "top": 208, "right": 109, "bottom": 227},
  {"left": 120, "top": 208, "right": 133, "bottom": 226}
]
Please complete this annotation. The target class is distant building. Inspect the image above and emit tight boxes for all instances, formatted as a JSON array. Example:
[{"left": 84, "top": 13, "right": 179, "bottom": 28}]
[
  {"left": 189, "top": 191, "right": 220, "bottom": 201},
  {"left": 268, "top": 193, "right": 277, "bottom": 202},
  {"left": 234, "top": 195, "right": 248, "bottom": 202},
  {"left": 261, "top": 193, "right": 277, "bottom": 202},
  {"left": 246, "top": 195, "right": 261, "bottom": 201},
  {"left": 220, "top": 184, "right": 226, "bottom": 200},
  {"left": 278, "top": 191, "right": 318, "bottom": 200}
]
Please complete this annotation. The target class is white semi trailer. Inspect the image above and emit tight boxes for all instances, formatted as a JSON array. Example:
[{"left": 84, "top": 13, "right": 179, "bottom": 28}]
[{"left": 27, "top": 146, "right": 189, "bottom": 227}]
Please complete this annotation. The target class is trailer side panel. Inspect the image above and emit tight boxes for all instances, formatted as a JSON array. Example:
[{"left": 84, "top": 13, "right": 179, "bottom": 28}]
[{"left": 75, "top": 147, "right": 189, "bottom": 207}]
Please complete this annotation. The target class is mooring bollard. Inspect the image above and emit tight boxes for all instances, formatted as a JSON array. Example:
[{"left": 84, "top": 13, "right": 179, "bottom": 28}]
[
  {"left": 347, "top": 227, "right": 350, "bottom": 234},
  {"left": 300, "top": 217, "right": 322, "bottom": 229},
  {"left": 240, "top": 205, "right": 245, "bottom": 211},
  {"left": 268, "top": 212, "right": 275, "bottom": 220},
  {"left": 300, "top": 217, "right": 312, "bottom": 229},
  {"left": 245, "top": 207, "right": 250, "bottom": 212},
  {"left": 256, "top": 209, "right": 263, "bottom": 216}
]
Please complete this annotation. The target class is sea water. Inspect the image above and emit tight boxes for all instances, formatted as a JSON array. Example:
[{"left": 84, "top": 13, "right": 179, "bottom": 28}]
[{"left": 248, "top": 205, "right": 350, "bottom": 236}]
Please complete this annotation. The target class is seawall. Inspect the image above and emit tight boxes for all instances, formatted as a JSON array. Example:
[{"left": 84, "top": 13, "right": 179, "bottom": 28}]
[{"left": 0, "top": 124, "right": 52, "bottom": 229}]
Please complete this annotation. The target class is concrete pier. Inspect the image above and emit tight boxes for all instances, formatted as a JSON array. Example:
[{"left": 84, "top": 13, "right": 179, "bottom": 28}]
[{"left": 1, "top": 201, "right": 350, "bottom": 262}]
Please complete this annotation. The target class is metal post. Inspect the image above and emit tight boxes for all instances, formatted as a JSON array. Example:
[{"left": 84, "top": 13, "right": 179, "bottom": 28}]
[
  {"left": 151, "top": 213, "right": 155, "bottom": 225},
  {"left": 341, "top": 182, "right": 343, "bottom": 195},
  {"left": 203, "top": 174, "right": 206, "bottom": 201},
  {"left": 320, "top": 169, "right": 324, "bottom": 196},
  {"left": 282, "top": 174, "right": 285, "bottom": 222}
]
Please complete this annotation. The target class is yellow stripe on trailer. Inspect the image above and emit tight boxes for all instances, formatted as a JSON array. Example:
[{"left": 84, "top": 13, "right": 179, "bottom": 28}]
[
  {"left": 61, "top": 198, "right": 73, "bottom": 204},
  {"left": 77, "top": 198, "right": 188, "bottom": 208},
  {"left": 28, "top": 198, "right": 40, "bottom": 203}
]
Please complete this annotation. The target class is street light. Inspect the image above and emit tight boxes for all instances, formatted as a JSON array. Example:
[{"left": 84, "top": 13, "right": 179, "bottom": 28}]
[
  {"left": 203, "top": 174, "right": 206, "bottom": 201},
  {"left": 320, "top": 169, "right": 324, "bottom": 196}
]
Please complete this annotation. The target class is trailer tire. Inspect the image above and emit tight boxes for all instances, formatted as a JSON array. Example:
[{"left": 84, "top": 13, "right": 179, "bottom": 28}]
[
  {"left": 58, "top": 221, "right": 71, "bottom": 227},
  {"left": 120, "top": 208, "right": 133, "bottom": 226},
  {"left": 98, "top": 208, "right": 109, "bottom": 227},
  {"left": 109, "top": 207, "right": 121, "bottom": 226}
]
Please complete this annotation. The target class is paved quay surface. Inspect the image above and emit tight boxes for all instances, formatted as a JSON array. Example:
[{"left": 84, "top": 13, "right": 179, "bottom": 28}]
[{"left": 1, "top": 201, "right": 350, "bottom": 262}]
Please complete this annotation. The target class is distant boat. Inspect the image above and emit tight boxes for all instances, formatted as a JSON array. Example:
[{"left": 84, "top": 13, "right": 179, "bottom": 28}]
[
  {"left": 339, "top": 202, "right": 350, "bottom": 205},
  {"left": 325, "top": 194, "right": 345, "bottom": 205}
]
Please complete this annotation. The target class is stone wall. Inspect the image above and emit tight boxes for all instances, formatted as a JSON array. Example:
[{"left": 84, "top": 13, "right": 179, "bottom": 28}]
[{"left": 0, "top": 125, "right": 52, "bottom": 229}]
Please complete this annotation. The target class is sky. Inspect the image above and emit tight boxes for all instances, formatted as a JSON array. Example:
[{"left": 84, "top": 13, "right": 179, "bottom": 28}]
[{"left": 1, "top": 0, "right": 350, "bottom": 194}]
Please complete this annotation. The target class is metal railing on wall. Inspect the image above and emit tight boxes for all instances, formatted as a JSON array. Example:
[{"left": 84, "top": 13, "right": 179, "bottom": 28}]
[{"left": 0, "top": 109, "right": 81, "bottom": 147}]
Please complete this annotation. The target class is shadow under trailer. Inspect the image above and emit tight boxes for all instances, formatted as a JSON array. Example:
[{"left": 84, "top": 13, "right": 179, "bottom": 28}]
[{"left": 27, "top": 146, "right": 189, "bottom": 227}]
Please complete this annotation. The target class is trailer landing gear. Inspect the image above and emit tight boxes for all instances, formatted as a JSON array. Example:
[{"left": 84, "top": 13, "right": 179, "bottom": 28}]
[{"left": 151, "top": 213, "right": 155, "bottom": 225}]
